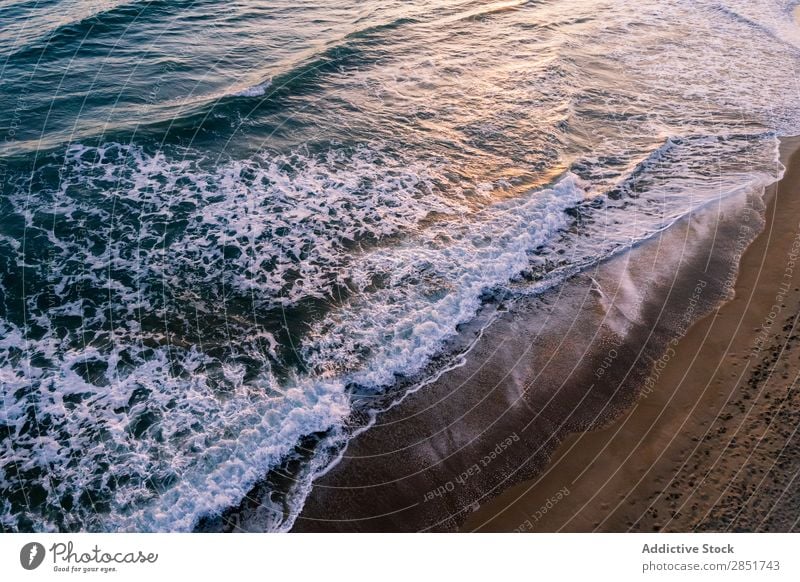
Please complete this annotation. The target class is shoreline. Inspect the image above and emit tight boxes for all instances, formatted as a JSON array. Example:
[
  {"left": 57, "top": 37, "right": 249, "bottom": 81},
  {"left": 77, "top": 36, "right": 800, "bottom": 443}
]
[
  {"left": 465, "top": 136, "right": 800, "bottom": 532},
  {"left": 288, "top": 137, "right": 797, "bottom": 533}
]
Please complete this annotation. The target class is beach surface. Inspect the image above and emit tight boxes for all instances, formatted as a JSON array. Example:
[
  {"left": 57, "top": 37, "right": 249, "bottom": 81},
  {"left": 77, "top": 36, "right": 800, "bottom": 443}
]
[
  {"left": 289, "top": 138, "right": 799, "bottom": 533},
  {"left": 465, "top": 136, "right": 800, "bottom": 532}
]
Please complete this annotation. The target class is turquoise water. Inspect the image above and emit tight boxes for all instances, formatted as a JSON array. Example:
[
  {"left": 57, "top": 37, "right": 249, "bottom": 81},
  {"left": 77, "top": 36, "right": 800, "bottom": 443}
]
[{"left": 1, "top": 0, "right": 800, "bottom": 532}]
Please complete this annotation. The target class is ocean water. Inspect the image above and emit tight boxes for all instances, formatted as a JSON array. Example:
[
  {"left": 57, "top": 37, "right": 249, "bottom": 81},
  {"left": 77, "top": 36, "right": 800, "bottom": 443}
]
[{"left": 1, "top": 0, "right": 799, "bottom": 532}]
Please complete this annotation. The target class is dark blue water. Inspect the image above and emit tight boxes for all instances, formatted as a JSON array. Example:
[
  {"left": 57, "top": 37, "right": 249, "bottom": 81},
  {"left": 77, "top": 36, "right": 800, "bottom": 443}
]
[{"left": 1, "top": 0, "right": 800, "bottom": 532}]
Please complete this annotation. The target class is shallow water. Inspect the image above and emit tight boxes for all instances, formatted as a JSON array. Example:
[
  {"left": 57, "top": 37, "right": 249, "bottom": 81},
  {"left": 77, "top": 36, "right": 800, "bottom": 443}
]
[{"left": 1, "top": 0, "right": 799, "bottom": 531}]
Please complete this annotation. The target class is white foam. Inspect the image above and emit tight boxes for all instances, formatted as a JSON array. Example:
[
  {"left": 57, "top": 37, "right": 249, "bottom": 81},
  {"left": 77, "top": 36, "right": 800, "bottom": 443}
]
[
  {"left": 231, "top": 79, "right": 273, "bottom": 97},
  {"left": 0, "top": 141, "right": 468, "bottom": 531},
  {"left": 302, "top": 174, "right": 588, "bottom": 391},
  {"left": 0, "top": 139, "right": 587, "bottom": 531}
]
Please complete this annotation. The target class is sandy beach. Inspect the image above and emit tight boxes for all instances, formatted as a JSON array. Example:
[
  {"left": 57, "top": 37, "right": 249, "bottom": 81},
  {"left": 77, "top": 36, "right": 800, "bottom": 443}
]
[
  {"left": 465, "top": 136, "right": 800, "bottom": 532},
  {"left": 287, "top": 138, "right": 798, "bottom": 533}
]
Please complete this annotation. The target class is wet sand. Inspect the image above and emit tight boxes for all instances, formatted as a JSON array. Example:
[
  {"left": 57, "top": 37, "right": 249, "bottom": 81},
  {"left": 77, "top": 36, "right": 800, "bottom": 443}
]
[
  {"left": 466, "top": 136, "right": 800, "bottom": 532},
  {"left": 289, "top": 138, "right": 798, "bottom": 533}
]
